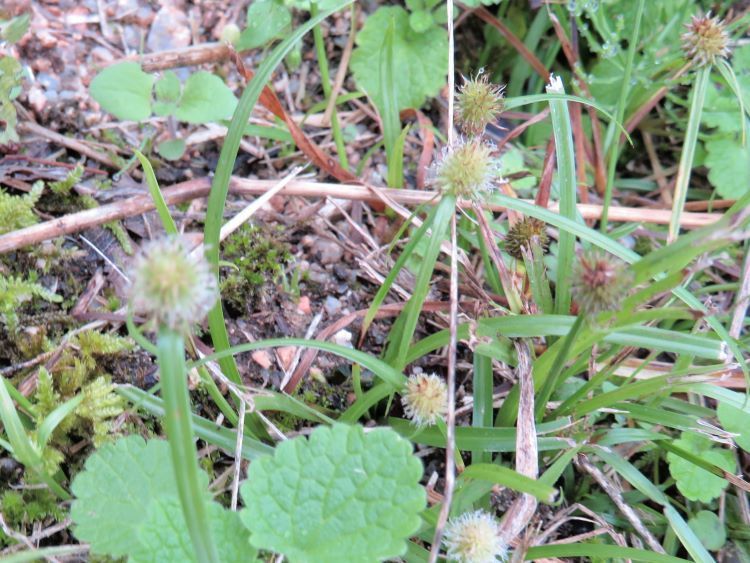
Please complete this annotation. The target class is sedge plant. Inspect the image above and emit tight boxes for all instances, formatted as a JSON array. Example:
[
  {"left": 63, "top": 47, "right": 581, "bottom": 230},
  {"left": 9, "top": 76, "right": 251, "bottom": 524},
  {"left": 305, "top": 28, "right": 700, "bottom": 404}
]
[{"left": 127, "top": 236, "right": 221, "bottom": 563}]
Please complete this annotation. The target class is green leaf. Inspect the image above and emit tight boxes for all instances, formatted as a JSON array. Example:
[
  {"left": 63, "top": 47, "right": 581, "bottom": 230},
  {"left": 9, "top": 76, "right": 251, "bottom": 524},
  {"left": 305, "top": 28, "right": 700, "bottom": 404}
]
[
  {"left": 408, "top": 10, "right": 434, "bottom": 33},
  {"left": 89, "top": 62, "right": 154, "bottom": 121},
  {"left": 687, "top": 510, "right": 726, "bottom": 551},
  {"left": 704, "top": 136, "right": 750, "bottom": 199},
  {"left": 157, "top": 138, "right": 187, "bottom": 161},
  {"left": 461, "top": 463, "right": 558, "bottom": 502},
  {"left": 70, "top": 436, "right": 210, "bottom": 558},
  {"left": 0, "top": 13, "right": 30, "bottom": 44},
  {"left": 131, "top": 497, "right": 255, "bottom": 563},
  {"left": 717, "top": 401, "right": 750, "bottom": 452},
  {"left": 153, "top": 71, "right": 181, "bottom": 116},
  {"left": 238, "top": 0, "right": 292, "bottom": 50},
  {"left": 667, "top": 432, "right": 734, "bottom": 503},
  {"left": 175, "top": 71, "right": 237, "bottom": 124},
  {"left": 351, "top": 6, "right": 447, "bottom": 110},
  {"left": 240, "top": 424, "right": 425, "bottom": 562}
]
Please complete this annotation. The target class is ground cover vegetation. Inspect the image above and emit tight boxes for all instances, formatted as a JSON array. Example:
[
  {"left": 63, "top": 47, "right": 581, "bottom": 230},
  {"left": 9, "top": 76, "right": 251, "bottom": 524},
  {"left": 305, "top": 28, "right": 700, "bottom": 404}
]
[{"left": 0, "top": 0, "right": 750, "bottom": 561}]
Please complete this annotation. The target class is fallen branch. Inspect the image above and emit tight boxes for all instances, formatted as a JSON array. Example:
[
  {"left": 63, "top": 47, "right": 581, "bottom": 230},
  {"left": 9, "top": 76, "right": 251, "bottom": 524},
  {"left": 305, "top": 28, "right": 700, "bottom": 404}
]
[{"left": 0, "top": 178, "right": 723, "bottom": 254}]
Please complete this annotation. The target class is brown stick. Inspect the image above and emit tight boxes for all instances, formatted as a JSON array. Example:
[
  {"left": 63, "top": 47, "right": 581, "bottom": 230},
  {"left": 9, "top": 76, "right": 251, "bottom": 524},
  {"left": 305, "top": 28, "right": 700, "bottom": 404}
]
[
  {"left": 0, "top": 178, "right": 723, "bottom": 254},
  {"left": 102, "top": 42, "right": 232, "bottom": 72}
]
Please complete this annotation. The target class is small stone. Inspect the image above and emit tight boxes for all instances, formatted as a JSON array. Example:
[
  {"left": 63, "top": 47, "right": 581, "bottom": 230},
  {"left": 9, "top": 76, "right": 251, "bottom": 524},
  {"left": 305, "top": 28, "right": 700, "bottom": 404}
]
[
  {"left": 147, "top": 4, "right": 191, "bottom": 53},
  {"left": 324, "top": 296, "right": 341, "bottom": 317},
  {"left": 276, "top": 346, "right": 296, "bottom": 372},
  {"left": 313, "top": 239, "right": 343, "bottom": 265},
  {"left": 296, "top": 295, "right": 312, "bottom": 315},
  {"left": 332, "top": 329, "right": 352, "bottom": 347},
  {"left": 27, "top": 87, "right": 46, "bottom": 114},
  {"left": 251, "top": 350, "right": 273, "bottom": 370}
]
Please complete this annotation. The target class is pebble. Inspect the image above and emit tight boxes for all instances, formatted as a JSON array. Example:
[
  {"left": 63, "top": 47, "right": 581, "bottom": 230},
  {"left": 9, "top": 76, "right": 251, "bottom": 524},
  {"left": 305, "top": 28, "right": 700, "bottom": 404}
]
[
  {"left": 296, "top": 295, "right": 312, "bottom": 315},
  {"left": 251, "top": 350, "right": 272, "bottom": 370},
  {"left": 312, "top": 239, "right": 343, "bottom": 265},
  {"left": 324, "top": 296, "right": 341, "bottom": 317},
  {"left": 332, "top": 329, "right": 352, "bottom": 347},
  {"left": 147, "top": 4, "right": 191, "bottom": 52}
]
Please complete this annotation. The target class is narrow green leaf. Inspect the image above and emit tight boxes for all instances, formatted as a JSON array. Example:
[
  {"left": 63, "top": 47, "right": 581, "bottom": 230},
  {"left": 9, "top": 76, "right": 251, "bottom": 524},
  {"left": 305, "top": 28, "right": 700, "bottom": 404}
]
[
  {"left": 461, "top": 463, "right": 557, "bottom": 502},
  {"left": 525, "top": 544, "right": 689, "bottom": 562},
  {"left": 134, "top": 150, "right": 178, "bottom": 235}
]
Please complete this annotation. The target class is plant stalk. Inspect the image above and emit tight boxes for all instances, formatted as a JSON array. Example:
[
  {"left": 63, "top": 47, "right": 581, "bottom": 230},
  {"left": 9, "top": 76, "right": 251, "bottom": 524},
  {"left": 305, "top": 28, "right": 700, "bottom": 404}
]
[
  {"left": 668, "top": 66, "right": 711, "bottom": 243},
  {"left": 157, "top": 327, "right": 219, "bottom": 563}
]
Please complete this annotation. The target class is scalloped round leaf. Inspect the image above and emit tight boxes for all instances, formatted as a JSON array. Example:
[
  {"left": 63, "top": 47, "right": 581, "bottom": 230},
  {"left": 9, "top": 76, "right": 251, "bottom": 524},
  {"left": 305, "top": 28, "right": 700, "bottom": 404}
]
[
  {"left": 157, "top": 138, "right": 187, "bottom": 161},
  {"left": 350, "top": 6, "right": 447, "bottom": 111},
  {"left": 717, "top": 401, "right": 750, "bottom": 452},
  {"left": 704, "top": 136, "right": 750, "bottom": 199},
  {"left": 238, "top": 0, "right": 291, "bottom": 50},
  {"left": 240, "top": 423, "right": 425, "bottom": 562},
  {"left": 174, "top": 71, "right": 238, "bottom": 124},
  {"left": 688, "top": 510, "right": 726, "bottom": 551},
  {"left": 667, "top": 432, "right": 734, "bottom": 503},
  {"left": 89, "top": 62, "right": 154, "bottom": 121},
  {"left": 70, "top": 436, "right": 210, "bottom": 558},
  {"left": 131, "top": 497, "right": 256, "bottom": 563}
]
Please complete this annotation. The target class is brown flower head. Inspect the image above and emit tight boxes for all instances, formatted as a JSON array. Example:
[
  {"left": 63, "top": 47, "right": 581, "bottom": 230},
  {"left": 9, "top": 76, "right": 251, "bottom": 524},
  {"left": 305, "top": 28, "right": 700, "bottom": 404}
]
[{"left": 682, "top": 13, "right": 731, "bottom": 67}]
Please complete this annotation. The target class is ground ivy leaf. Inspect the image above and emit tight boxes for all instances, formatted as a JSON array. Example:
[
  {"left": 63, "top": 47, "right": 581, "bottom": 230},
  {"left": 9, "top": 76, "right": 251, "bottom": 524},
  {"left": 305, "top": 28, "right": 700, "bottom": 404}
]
[
  {"left": 89, "top": 62, "right": 154, "bottom": 121},
  {"left": 153, "top": 70, "right": 181, "bottom": 117},
  {"left": 175, "top": 71, "right": 238, "bottom": 124},
  {"left": 687, "top": 510, "right": 726, "bottom": 551},
  {"left": 70, "top": 436, "right": 210, "bottom": 558},
  {"left": 704, "top": 136, "right": 750, "bottom": 199},
  {"left": 350, "top": 5, "right": 447, "bottom": 111},
  {"left": 157, "top": 138, "right": 187, "bottom": 161},
  {"left": 667, "top": 432, "right": 734, "bottom": 503},
  {"left": 240, "top": 423, "right": 425, "bottom": 562},
  {"left": 717, "top": 401, "right": 750, "bottom": 452},
  {"left": 132, "top": 497, "right": 256, "bottom": 563},
  {"left": 238, "top": 0, "right": 291, "bottom": 50}
]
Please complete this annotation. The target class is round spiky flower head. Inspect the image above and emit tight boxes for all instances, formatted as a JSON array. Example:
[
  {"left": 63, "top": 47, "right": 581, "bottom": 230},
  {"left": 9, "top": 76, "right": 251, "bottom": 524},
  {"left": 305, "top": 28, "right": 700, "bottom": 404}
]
[
  {"left": 682, "top": 13, "right": 731, "bottom": 68},
  {"left": 128, "top": 236, "right": 218, "bottom": 331},
  {"left": 443, "top": 510, "right": 507, "bottom": 563},
  {"left": 401, "top": 373, "right": 448, "bottom": 427},
  {"left": 456, "top": 70, "right": 505, "bottom": 137},
  {"left": 571, "top": 250, "right": 632, "bottom": 317},
  {"left": 505, "top": 217, "right": 549, "bottom": 260},
  {"left": 433, "top": 138, "right": 499, "bottom": 199}
]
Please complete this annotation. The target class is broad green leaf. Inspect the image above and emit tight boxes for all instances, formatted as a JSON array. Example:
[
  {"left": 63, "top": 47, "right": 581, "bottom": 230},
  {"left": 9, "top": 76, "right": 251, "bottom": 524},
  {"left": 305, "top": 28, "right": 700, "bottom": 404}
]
[
  {"left": 70, "top": 436, "right": 211, "bottom": 558},
  {"left": 153, "top": 70, "right": 181, "bottom": 116},
  {"left": 131, "top": 497, "right": 256, "bottom": 563},
  {"left": 667, "top": 432, "right": 734, "bottom": 503},
  {"left": 238, "top": 0, "right": 291, "bottom": 50},
  {"left": 240, "top": 424, "right": 425, "bottom": 562},
  {"left": 90, "top": 62, "right": 154, "bottom": 121},
  {"left": 704, "top": 135, "right": 750, "bottom": 199},
  {"left": 175, "top": 71, "right": 238, "bottom": 124},
  {"left": 408, "top": 9, "right": 434, "bottom": 33},
  {"left": 157, "top": 138, "right": 187, "bottom": 161},
  {"left": 351, "top": 6, "right": 447, "bottom": 110},
  {"left": 687, "top": 510, "right": 726, "bottom": 552},
  {"left": 717, "top": 401, "right": 750, "bottom": 452}
]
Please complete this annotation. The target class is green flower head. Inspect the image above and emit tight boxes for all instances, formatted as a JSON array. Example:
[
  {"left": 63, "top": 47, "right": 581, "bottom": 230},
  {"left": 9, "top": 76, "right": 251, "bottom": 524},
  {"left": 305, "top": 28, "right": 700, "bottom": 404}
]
[
  {"left": 682, "top": 13, "right": 731, "bottom": 68},
  {"left": 433, "top": 138, "right": 500, "bottom": 199},
  {"left": 128, "top": 236, "right": 218, "bottom": 330}
]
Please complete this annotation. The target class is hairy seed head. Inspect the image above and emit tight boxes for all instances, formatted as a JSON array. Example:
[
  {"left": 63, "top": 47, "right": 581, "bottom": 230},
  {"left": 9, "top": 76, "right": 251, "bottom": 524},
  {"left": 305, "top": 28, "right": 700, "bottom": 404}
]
[
  {"left": 433, "top": 138, "right": 499, "bottom": 199},
  {"left": 456, "top": 71, "right": 505, "bottom": 137},
  {"left": 682, "top": 13, "right": 731, "bottom": 67},
  {"left": 571, "top": 250, "right": 632, "bottom": 317},
  {"left": 401, "top": 373, "right": 448, "bottom": 427},
  {"left": 443, "top": 510, "right": 507, "bottom": 563},
  {"left": 128, "top": 236, "right": 218, "bottom": 330},
  {"left": 505, "top": 217, "right": 549, "bottom": 260}
]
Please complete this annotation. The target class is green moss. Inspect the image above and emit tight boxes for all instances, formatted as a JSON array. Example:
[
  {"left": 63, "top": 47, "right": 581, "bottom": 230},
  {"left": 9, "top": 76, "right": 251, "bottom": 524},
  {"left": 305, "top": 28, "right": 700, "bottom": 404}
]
[
  {"left": 0, "top": 274, "right": 62, "bottom": 332},
  {"left": 0, "top": 181, "right": 43, "bottom": 235},
  {"left": 220, "top": 224, "right": 293, "bottom": 311},
  {"left": 0, "top": 489, "right": 64, "bottom": 547}
]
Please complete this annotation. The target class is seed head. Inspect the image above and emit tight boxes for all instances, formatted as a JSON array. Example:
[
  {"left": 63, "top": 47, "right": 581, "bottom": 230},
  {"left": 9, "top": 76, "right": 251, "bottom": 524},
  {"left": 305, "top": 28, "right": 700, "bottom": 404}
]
[
  {"left": 505, "top": 217, "right": 549, "bottom": 260},
  {"left": 443, "top": 510, "right": 507, "bottom": 563},
  {"left": 456, "top": 71, "right": 505, "bottom": 137},
  {"left": 128, "top": 236, "right": 218, "bottom": 330},
  {"left": 433, "top": 138, "right": 499, "bottom": 199},
  {"left": 571, "top": 250, "right": 632, "bottom": 317},
  {"left": 401, "top": 373, "right": 447, "bottom": 427},
  {"left": 682, "top": 13, "right": 731, "bottom": 68}
]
